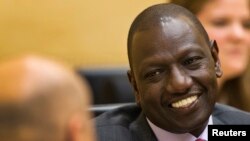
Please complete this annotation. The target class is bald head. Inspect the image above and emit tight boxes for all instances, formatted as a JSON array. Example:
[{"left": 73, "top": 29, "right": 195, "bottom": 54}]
[
  {"left": 0, "top": 55, "right": 90, "bottom": 102},
  {"left": 0, "top": 55, "right": 95, "bottom": 141},
  {"left": 127, "top": 3, "right": 210, "bottom": 67}
]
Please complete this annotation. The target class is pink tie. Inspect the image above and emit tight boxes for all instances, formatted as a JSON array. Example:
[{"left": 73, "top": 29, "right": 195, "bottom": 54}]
[{"left": 195, "top": 139, "right": 205, "bottom": 141}]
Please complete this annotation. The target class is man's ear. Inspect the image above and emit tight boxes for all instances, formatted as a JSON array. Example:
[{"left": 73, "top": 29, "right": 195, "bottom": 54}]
[
  {"left": 127, "top": 70, "right": 141, "bottom": 106},
  {"left": 66, "top": 114, "right": 83, "bottom": 141},
  {"left": 66, "top": 113, "right": 95, "bottom": 141},
  {"left": 210, "top": 40, "right": 223, "bottom": 78}
]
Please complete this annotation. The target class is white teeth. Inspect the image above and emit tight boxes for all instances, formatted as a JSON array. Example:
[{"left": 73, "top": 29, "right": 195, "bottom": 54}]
[{"left": 171, "top": 95, "right": 198, "bottom": 108}]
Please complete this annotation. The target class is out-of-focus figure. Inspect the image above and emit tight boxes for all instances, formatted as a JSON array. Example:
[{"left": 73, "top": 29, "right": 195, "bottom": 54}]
[
  {"left": 0, "top": 55, "right": 96, "bottom": 141},
  {"left": 170, "top": 0, "right": 250, "bottom": 111}
]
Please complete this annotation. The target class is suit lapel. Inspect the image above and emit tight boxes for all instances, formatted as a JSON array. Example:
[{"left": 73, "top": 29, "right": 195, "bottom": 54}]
[{"left": 130, "top": 112, "right": 158, "bottom": 141}]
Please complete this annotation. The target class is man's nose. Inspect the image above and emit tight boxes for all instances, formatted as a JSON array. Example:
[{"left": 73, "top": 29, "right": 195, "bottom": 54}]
[{"left": 166, "top": 66, "right": 192, "bottom": 94}]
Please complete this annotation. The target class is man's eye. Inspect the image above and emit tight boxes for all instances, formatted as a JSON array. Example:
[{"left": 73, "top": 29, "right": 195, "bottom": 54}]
[
  {"left": 183, "top": 56, "right": 202, "bottom": 65},
  {"left": 144, "top": 70, "right": 162, "bottom": 79}
]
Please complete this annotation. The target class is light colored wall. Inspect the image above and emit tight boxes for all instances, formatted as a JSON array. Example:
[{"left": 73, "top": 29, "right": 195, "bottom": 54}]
[{"left": 0, "top": 0, "right": 167, "bottom": 68}]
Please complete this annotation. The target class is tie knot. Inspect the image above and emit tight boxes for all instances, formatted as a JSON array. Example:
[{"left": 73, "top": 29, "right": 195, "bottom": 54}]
[{"left": 196, "top": 138, "right": 206, "bottom": 141}]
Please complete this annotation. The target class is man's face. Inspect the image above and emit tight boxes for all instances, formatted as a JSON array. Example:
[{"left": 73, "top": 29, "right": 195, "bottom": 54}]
[{"left": 129, "top": 17, "right": 220, "bottom": 135}]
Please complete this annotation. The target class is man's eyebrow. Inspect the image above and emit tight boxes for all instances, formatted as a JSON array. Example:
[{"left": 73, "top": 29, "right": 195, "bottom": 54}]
[
  {"left": 175, "top": 43, "right": 207, "bottom": 54},
  {"left": 184, "top": 46, "right": 205, "bottom": 53}
]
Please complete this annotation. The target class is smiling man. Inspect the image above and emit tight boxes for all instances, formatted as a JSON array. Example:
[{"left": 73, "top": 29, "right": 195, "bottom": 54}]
[{"left": 94, "top": 3, "right": 250, "bottom": 141}]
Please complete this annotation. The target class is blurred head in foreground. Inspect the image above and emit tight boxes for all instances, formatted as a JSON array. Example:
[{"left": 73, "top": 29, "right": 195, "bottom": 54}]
[{"left": 0, "top": 55, "right": 96, "bottom": 141}]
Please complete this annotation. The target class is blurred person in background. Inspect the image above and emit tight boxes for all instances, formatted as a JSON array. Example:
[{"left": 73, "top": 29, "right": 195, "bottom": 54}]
[
  {"left": 169, "top": 0, "right": 250, "bottom": 112},
  {"left": 0, "top": 55, "right": 96, "bottom": 141}
]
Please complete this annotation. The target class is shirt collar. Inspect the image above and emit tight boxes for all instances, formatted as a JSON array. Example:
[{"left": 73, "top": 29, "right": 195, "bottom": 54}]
[{"left": 147, "top": 116, "right": 213, "bottom": 141}]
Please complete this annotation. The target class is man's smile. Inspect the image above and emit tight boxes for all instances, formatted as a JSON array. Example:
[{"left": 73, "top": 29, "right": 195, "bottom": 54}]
[{"left": 171, "top": 95, "right": 198, "bottom": 108}]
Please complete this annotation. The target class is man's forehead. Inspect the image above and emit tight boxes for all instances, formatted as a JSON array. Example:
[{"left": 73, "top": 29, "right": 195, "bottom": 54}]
[
  {"left": 161, "top": 16, "right": 196, "bottom": 37},
  {"left": 128, "top": 4, "right": 210, "bottom": 68},
  {"left": 134, "top": 14, "right": 208, "bottom": 50},
  {"left": 131, "top": 17, "right": 210, "bottom": 63},
  {"left": 134, "top": 16, "right": 203, "bottom": 46}
]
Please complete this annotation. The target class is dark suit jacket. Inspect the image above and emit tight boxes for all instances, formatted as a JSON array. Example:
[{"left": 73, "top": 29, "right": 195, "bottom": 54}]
[{"left": 94, "top": 103, "right": 250, "bottom": 141}]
